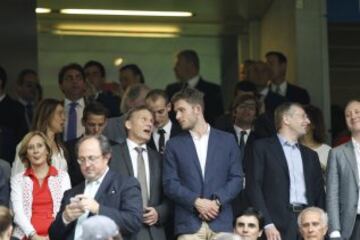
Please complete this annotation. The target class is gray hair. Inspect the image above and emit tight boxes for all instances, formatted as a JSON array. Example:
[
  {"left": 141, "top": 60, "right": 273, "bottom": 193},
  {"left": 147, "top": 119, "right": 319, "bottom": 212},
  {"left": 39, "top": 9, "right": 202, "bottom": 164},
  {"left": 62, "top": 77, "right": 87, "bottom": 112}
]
[
  {"left": 297, "top": 207, "right": 328, "bottom": 227},
  {"left": 76, "top": 134, "right": 112, "bottom": 158}
]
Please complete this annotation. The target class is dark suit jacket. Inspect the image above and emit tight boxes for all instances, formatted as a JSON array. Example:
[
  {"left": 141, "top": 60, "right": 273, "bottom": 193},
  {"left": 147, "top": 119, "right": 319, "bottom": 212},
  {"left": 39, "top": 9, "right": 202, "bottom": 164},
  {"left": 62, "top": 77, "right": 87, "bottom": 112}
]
[
  {"left": 163, "top": 128, "right": 243, "bottom": 235},
  {"left": 286, "top": 83, "right": 310, "bottom": 105},
  {"left": 64, "top": 137, "right": 84, "bottom": 186},
  {"left": 49, "top": 170, "right": 143, "bottom": 240},
  {"left": 109, "top": 142, "right": 169, "bottom": 240},
  {"left": 246, "top": 136, "right": 325, "bottom": 236},
  {"left": 95, "top": 91, "right": 121, "bottom": 117},
  {"left": 0, "top": 95, "right": 28, "bottom": 164},
  {"left": 166, "top": 78, "right": 224, "bottom": 125},
  {"left": 264, "top": 91, "right": 287, "bottom": 114},
  {"left": 147, "top": 122, "right": 182, "bottom": 153}
]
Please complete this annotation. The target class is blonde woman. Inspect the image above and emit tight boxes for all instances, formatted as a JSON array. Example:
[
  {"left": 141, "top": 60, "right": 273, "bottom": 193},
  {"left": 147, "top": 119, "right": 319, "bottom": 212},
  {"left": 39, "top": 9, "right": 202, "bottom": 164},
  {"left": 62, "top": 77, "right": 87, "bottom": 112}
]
[{"left": 11, "top": 131, "right": 71, "bottom": 240}]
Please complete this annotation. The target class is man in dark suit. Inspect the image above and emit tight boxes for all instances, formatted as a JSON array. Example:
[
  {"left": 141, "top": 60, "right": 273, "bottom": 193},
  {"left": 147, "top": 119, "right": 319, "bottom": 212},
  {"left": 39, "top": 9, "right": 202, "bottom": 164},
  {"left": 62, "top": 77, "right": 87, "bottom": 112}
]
[
  {"left": 247, "top": 61, "right": 286, "bottom": 139},
  {"left": 15, "top": 69, "right": 39, "bottom": 131},
  {"left": 163, "top": 88, "right": 243, "bottom": 239},
  {"left": 246, "top": 102, "right": 325, "bottom": 240},
  {"left": 266, "top": 51, "right": 310, "bottom": 105},
  {"left": 216, "top": 94, "right": 259, "bottom": 216},
  {"left": 49, "top": 135, "right": 142, "bottom": 240},
  {"left": 84, "top": 60, "right": 121, "bottom": 117},
  {"left": 59, "top": 63, "right": 87, "bottom": 141},
  {"left": 166, "top": 49, "right": 224, "bottom": 125},
  {"left": 145, "top": 89, "right": 181, "bottom": 154},
  {"left": 0, "top": 66, "right": 28, "bottom": 164},
  {"left": 110, "top": 105, "right": 169, "bottom": 240},
  {"left": 65, "top": 102, "right": 109, "bottom": 186}
]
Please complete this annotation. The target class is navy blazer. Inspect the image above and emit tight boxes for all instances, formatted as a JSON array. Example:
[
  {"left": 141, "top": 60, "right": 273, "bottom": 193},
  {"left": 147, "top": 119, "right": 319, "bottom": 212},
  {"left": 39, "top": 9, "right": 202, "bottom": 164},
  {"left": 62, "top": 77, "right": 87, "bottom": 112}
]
[
  {"left": 49, "top": 170, "right": 143, "bottom": 240},
  {"left": 163, "top": 128, "right": 243, "bottom": 235},
  {"left": 246, "top": 136, "right": 325, "bottom": 235}
]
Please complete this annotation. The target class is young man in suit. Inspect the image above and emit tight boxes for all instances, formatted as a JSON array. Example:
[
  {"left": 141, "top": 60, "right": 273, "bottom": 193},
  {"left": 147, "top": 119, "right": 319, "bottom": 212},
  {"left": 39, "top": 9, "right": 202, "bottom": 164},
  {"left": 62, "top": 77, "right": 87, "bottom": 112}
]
[
  {"left": 84, "top": 60, "right": 120, "bottom": 117},
  {"left": 327, "top": 99, "right": 360, "bottom": 240},
  {"left": 58, "top": 63, "right": 87, "bottom": 141},
  {"left": 65, "top": 101, "right": 109, "bottom": 186},
  {"left": 246, "top": 102, "right": 325, "bottom": 240},
  {"left": 166, "top": 49, "right": 224, "bottom": 125},
  {"left": 145, "top": 89, "right": 181, "bottom": 154},
  {"left": 266, "top": 51, "right": 310, "bottom": 105},
  {"left": 110, "top": 105, "right": 169, "bottom": 240},
  {"left": 163, "top": 88, "right": 243, "bottom": 240},
  {"left": 49, "top": 135, "right": 142, "bottom": 240}
]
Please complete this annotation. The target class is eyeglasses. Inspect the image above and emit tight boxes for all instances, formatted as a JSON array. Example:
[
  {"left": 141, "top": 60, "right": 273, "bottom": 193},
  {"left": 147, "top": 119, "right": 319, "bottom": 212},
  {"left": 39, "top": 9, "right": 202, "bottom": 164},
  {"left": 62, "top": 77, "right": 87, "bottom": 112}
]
[{"left": 77, "top": 155, "right": 102, "bottom": 165}]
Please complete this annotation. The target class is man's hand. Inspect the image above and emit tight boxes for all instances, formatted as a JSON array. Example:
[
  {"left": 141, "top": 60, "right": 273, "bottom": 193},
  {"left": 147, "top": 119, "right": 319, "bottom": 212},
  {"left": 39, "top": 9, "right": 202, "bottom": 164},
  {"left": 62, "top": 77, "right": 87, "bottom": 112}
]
[
  {"left": 143, "top": 207, "right": 159, "bottom": 226},
  {"left": 265, "top": 225, "right": 282, "bottom": 240},
  {"left": 194, "top": 198, "right": 219, "bottom": 221},
  {"left": 63, "top": 201, "right": 85, "bottom": 223},
  {"left": 75, "top": 194, "right": 100, "bottom": 214}
]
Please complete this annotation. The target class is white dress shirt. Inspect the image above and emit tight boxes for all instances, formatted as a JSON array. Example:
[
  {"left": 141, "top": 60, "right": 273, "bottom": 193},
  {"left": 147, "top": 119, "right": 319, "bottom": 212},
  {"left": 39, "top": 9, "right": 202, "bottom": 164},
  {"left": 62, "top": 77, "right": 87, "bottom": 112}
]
[
  {"left": 190, "top": 124, "right": 210, "bottom": 179},
  {"left": 126, "top": 139, "right": 150, "bottom": 196},
  {"left": 64, "top": 98, "right": 85, "bottom": 141},
  {"left": 0, "top": 93, "right": 6, "bottom": 102},
  {"left": 152, "top": 120, "right": 172, "bottom": 151}
]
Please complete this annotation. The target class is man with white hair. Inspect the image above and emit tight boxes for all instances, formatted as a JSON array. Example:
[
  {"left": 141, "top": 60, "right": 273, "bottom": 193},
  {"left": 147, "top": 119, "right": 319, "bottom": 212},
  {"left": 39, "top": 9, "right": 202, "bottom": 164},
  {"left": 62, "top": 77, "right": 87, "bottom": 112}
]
[{"left": 298, "top": 207, "right": 328, "bottom": 240}]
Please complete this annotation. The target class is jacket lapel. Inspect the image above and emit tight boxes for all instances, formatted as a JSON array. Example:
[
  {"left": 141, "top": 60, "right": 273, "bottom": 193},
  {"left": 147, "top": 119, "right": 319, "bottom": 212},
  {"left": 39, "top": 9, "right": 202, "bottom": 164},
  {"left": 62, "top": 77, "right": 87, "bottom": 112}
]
[
  {"left": 204, "top": 128, "right": 216, "bottom": 181},
  {"left": 121, "top": 142, "right": 135, "bottom": 176},
  {"left": 270, "top": 137, "right": 290, "bottom": 180},
  {"left": 147, "top": 148, "right": 157, "bottom": 203},
  {"left": 344, "top": 141, "right": 359, "bottom": 184},
  {"left": 94, "top": 170, "right": 112, "bottom": 202},
  {"left": 185, "top": 132, "right": 203, "bottom": 180}
]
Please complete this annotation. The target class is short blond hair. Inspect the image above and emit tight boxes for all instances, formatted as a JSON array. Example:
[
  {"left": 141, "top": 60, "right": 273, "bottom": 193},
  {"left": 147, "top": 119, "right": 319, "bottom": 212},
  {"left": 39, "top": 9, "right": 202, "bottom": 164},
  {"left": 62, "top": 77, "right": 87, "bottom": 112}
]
[{"left": 18, "top": 131, "right": 52, "bottom": 168}]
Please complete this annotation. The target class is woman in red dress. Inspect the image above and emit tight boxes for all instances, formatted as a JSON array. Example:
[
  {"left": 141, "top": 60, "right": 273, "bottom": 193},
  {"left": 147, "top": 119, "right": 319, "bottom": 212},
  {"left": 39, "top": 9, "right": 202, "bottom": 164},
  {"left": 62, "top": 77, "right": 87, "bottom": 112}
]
[{"left": 10, "top": 131, "right": 71, "bottom": 240}]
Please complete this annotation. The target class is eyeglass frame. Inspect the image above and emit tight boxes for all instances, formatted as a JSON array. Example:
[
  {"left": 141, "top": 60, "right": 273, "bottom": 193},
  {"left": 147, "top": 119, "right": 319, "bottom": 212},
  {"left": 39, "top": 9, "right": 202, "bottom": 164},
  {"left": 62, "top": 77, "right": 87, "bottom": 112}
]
[{"left": 77, "top": 154, "right": 103, "bottom": 165}]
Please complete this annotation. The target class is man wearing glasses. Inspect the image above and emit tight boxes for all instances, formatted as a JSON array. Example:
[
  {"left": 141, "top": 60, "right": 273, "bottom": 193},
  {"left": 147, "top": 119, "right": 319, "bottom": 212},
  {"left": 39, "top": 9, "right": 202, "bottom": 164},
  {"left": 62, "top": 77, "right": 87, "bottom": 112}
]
[{"left": 49, "top": 135, "right": 143, "bottom": 240}]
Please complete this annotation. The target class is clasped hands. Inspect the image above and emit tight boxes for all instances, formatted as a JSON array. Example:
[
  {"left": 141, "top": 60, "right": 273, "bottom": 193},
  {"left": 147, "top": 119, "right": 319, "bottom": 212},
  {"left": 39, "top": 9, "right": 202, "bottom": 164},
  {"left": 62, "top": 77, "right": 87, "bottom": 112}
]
[
  {"left": 194, "top": 198, "right": 220, "bottom": 221},
  {"left": 63, "top": 194, "right": 100, "bottom": 223}
]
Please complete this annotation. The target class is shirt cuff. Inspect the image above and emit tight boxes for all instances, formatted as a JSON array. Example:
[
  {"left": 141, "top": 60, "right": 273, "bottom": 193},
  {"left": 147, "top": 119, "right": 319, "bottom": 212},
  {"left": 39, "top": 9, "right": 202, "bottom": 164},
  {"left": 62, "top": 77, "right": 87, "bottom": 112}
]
[
  {"left": 329, "top": 231, "right": 341, "bottom": 238},
  {"left": 264, "top": 223, "right": 275, "bottom": 229}
]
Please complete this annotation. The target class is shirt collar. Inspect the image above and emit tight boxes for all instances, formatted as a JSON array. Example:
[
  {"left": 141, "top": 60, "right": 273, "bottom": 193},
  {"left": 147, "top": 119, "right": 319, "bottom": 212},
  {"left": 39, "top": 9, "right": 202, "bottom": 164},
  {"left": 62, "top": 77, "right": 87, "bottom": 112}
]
[
  {"left": 352, "top": 138, "right": 360, "bottom": 151},
  {"left": 190, "top": 124, "right": 210, "bottom": 140},
  {"left": 86, "top": 166, "right": 109, "bottom": 185},
  {"left": 154, "top": 120, "right": 172, "bottom": 135},
  {"left": 187, "top": 75, "right": 200, "bottom": 88},
  {"left": 260, "top": 87, "right": 269, "bottom": 97},
  {"left": 64, "top": 97, "right": 85, "bottom": 107},
  {"left": 271, "top": 81, "right": 287, "bottom": 93},
  {"left": 233, "top": 125, "right": 251, "bottom": 135},
  {"left": 126, "top": 138, "right": 147, "bottom": 152},
  {"left": 24, "top": 166, "right": 58, "bottom": 178},
  {"left": 278, "top": 134, "right": 299, "bottom": 148}
]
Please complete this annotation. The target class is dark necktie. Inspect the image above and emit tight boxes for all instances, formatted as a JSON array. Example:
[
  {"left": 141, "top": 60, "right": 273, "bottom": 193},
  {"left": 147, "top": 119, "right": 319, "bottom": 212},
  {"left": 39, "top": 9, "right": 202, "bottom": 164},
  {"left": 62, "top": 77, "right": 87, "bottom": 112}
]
[
  {"left": 25, "top": 103, "right": 33, "bottom": 126},
  {"left": 67, "top": 102, "right": 77, "bottom": 141},
  {"left": 135, "top": 147, "right": 148, "bottom": 207},
  {"left": 239, "top": 131, "right": 247, "bottom": 150},
  {"left": 158, "top": 128, "right": 166, "bottom": 154}
]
